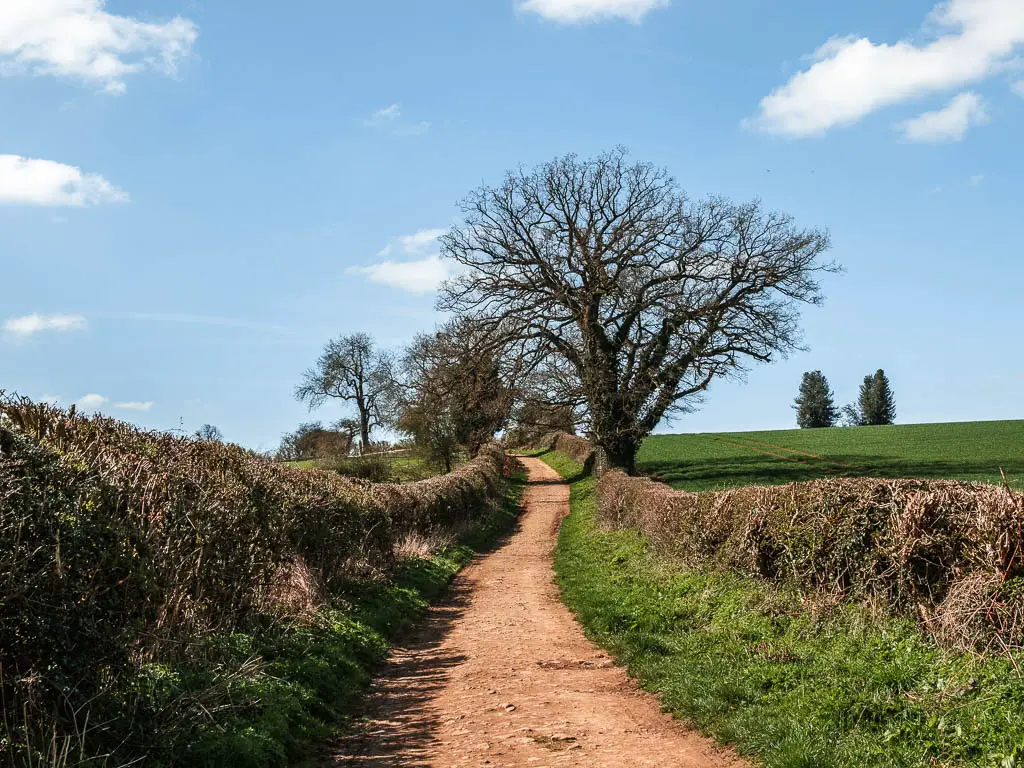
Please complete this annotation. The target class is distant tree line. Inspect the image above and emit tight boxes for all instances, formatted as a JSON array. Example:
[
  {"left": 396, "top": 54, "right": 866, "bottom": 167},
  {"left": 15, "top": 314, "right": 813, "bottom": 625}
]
[{"left": 794, "top": 369, "right": 896, "bottom": 428}]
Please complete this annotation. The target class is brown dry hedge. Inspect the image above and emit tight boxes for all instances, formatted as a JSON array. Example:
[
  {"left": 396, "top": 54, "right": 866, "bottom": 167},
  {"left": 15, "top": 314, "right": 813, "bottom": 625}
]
[
  {"left": 0, "top": 396, "right": 507, "bottom": 759},
  {"left": 541, "top": 431, "right": 595, "bottom": 468},
  {"left": 544, "top": 432, "right": 1024, "bottom": 650}
]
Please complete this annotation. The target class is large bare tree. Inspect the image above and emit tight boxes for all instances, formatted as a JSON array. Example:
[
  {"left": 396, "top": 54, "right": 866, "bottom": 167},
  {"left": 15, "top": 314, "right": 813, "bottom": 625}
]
[
  {"left": 439, "top": 149, "right": 836, "bottom": 471},
  {"left": 295, "top": 333, "right": 396, "bottom": 453}
]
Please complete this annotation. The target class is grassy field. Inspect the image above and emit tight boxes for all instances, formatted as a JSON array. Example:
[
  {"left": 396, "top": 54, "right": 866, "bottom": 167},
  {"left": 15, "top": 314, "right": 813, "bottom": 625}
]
[
  {"left": 541, "top": 450, "right": 1024, "bottom": 768},
  {"left": 638, "top": 420, "right": 1024, "bottom": 492}
]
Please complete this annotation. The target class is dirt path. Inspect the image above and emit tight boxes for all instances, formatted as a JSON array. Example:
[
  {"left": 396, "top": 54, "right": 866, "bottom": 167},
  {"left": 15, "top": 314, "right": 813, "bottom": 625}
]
[{"left": 329, "top": 457, "right": 746, "bottom": 767}]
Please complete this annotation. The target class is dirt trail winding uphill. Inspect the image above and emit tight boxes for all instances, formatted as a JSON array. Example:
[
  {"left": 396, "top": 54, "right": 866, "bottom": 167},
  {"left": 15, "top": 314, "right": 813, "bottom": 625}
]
[{"left": 329, "top": 457, "right": 746, "bottom": 767}]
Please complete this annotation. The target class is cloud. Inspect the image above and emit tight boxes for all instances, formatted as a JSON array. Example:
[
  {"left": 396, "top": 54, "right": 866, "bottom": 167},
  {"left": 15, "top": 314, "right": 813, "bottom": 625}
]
[
  {"left": 898, "top": 92, "right": 989, "bottom": 142},
  {"left": 76, "top": 393, "right": 108, "bottom": 411},
  {"left": 398, "top": 228, "right": 446, "bottom": 254},
  {"left": 518, "top": 0, "right": 670, "bottom": 23},
  {"left": 363, "top": 103, "right": 431, "bottom": 136},
  {"left": 351, "top": 228, "right": 454, "bottom": 293},
  {"left": 376, "top": 228, "right": 446, "bottom": 258},
  {"left": 4, "top": 313, "right": 87, "bottom": 338},
  {"left": 0, "top": 155, "right": 127, "bottom": 206},
  {"left": 0, "top": 0, "right": 197, "bottom": 92},
  {"left": 40, "top": 394, "right": 61, "bottom": 406},
  {"left": 347, "top": 256, "right": 456, "bottom": 295},
  {"left": 1013, "top": 80, "right": 1024, "bottom": 97},
  {"left": 115, "top": 401, "right": 153, "bottom": 411},
  {"left": 969, "top": 173, "right": 985, "bottom": 186},
  {"left": 750, "top": 0, "right": 1024, "bottom": 137},
  {"left": 363, "top": 103, "right": 401, "bottom": 126}
]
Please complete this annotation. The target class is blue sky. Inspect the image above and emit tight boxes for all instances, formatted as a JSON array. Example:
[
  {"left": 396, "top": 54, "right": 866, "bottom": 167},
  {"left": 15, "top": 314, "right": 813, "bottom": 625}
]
[{"left": 2, "top": 0, "right": 1023, "bottom": 451}]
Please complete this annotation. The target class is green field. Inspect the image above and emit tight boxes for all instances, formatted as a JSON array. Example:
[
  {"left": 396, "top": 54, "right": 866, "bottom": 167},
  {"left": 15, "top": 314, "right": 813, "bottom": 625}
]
[{"left": 637, "top": 420, "right": 1024, "bottom": 491}]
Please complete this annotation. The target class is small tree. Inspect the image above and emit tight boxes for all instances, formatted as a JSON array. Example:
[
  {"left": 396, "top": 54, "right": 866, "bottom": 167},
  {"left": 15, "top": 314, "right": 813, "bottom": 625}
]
[
  {"left": 794, "top": 371, "right": 838, "bottom": 428},
  {"left": 861, "top": 369, "right": 896, "bottom": 426},
  {"left": 840, "top": 402, "right": 865, "bottom": 427},
  {"left": 296, "top": 333, "right": 398, "bottom": 453},
  {"left": 195, "top": 424, "right": 224, "bottom": 442},
  {"left": 397, "top": 320, "right": 514, "bottom": 469},
  {"left": 276, "top": 421, "right": 353, "bottom": 461}
]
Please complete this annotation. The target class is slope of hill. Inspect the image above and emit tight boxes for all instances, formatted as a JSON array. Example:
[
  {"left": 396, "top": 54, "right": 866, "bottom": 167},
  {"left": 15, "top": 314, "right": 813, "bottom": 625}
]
[{"left": 638, "top": 420, "right": 1024, "bottom": 491}]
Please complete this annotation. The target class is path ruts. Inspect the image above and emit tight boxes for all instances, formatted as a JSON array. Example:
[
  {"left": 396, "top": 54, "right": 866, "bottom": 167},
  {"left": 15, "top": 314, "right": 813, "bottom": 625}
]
[{"left": 328, "top": 457, "right": 746, "bottom": 767}]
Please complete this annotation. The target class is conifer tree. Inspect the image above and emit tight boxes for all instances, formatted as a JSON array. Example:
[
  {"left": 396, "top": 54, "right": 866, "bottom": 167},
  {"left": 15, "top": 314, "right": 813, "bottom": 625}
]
[
  {"left": 862, "top": 369, "right": 896, "bottom": 425},
  {"left": 794, "top": 371, "right": 838, "bottom": 428},
  {"left": 858, "top": 374, "right": 877, "bottom": 425}
]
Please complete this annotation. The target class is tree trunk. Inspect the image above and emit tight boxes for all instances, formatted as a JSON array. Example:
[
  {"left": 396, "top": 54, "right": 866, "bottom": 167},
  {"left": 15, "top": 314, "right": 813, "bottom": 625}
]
[
  {"left": 586, "top": 369, "right": 641, "bottom": 474},
  {"left": 598, "top": 434, "right": 638, "bottom": 474},
  {"left": 358, "top": 408, "right": 370, "bottom": 454}
]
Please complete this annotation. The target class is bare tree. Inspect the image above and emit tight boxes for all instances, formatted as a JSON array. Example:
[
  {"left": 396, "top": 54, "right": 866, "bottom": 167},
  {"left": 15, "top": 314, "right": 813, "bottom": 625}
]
[
  {"left": 397, "top": 319, "right": 515, "bottom": 467},
  {"left": 295, "top": 333, "right": 397, "bottom": 453},
  {"left": 195, "top": 424, "right": 224, "bottom": 442},
  {"left": 439, "top": 148, "right": 836, "bottom": 471}
]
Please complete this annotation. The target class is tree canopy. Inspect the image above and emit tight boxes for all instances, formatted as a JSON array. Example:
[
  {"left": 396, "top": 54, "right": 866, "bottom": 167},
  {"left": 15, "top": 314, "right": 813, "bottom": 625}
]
[
  {"left": 295, "top": 333, "right": 397, "bottom": 452},
  {"left": 794, "top": 371, "right": 838, "bottom": 428},
  {"left": 860, "top": 369, "right": 896, "bottom": 426},
  {"left": 439, "top": 148, "right": 836, "bottom": 470}
]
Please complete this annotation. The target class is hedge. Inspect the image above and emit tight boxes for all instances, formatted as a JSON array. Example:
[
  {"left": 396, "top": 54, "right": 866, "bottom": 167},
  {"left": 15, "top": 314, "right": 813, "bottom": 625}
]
[
  {"left": 543, "top": 432, "right": 1024, "bottom": 650},
  {"left": 0, "top": 396, "right": 508, "bottom": 763}
]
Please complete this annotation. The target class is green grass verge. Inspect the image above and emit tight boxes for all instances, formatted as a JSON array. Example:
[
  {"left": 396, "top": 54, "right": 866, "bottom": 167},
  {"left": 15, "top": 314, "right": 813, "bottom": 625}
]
[
  {"left": 638, "top": 420, "right": 1024, "bottom": 491},
  {"left": 541, "top": 450, "right": 1024, "bottom": 768},
  {"left": 129, "top": 463, "right": 526, "bottom": 768}
]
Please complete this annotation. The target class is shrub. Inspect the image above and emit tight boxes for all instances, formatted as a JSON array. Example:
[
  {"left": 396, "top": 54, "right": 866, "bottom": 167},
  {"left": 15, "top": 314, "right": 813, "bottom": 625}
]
[
  {"left": 544, "top": 432, "right": 1024, "bottom": 650},
  {"left": 540, "top": 431, "right": 594, "bottom": 467},
  {"left": 319, "top": 452, "right": 394, "bottom": 482},
  {"left": 0, "top": 396, "right": 507, "bottom": 764}
]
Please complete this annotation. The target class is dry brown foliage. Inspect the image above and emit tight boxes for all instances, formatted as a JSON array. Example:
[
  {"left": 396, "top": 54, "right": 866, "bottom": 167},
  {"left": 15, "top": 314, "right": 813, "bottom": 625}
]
[
  {"left": 545, "top": 431, "right": 1024, "bottom": 650},
  {"left": 0, "top": 395, "right": 507, "bottom": 748},
  {"left": 543, "top": 432, "right": 595, "bottom": 467}
]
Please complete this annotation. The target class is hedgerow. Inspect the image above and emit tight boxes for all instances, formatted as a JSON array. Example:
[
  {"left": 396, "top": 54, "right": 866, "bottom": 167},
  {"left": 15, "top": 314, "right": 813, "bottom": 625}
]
[
  {"left": 541, "top": 432, "right": 595, "bottom": 468},
  {"left": 0, "top": 396, "right": 509, "bottom": 765},
  {"left": 544, "top": 432, "right": 1024, "bottom": 650}
]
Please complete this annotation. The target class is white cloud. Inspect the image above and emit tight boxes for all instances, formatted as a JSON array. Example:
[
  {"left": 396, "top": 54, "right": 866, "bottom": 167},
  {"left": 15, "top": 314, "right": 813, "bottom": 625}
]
[
  {"left": 398, "top": 228, "right": 446, "bottom": 254},
  {"left": 751, "top": 0, "right": 1024, "bottom": 136},
  {"left": 76, "top": 393, "right": 108, "bottom": 411},
  {"left": 970, "top": 173, "right": 985, "bottom": 185},
  {"left": 518, "top": 0, "right": 669, "bottom": 23},
  {"left": 347, "top": 256, "right": 456, "bottom": 295},
  {"left": 0, "top": 155, "right": 127, "bottom": 206},
  {"left": 376, "top": 228, "right": 445, "bottom": 258},
  {"left": 1013, "top": 79, "right": 1024, "bottom": 97},
  {"left": 4, "top": 313, "right": 87, "bottom": 338},
  {"left": 0, "top": 0, "right": 197, "bottom": 92},
  {"left": 364, "top": 103, "right": 432, "bottom": 136},
  {"left": 898, "top": 91, "right": 989, "bottom": 142},
  {"left": 363, "top": 103, "right": 401, "bottom": 126},
  {"left": 115, "top": 401, "right": 153, "bottom": 411},
  {"left": 40, "top": 394, "right": 61, "bottom": 406}
]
